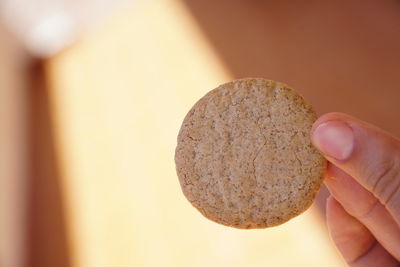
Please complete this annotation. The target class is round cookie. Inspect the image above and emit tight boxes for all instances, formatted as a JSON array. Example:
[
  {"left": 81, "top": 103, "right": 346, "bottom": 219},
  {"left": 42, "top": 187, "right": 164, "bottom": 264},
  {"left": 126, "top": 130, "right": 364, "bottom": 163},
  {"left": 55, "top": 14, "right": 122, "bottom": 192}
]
[{"left": 175, "top": 78, "right": 326, "bottom": 229}]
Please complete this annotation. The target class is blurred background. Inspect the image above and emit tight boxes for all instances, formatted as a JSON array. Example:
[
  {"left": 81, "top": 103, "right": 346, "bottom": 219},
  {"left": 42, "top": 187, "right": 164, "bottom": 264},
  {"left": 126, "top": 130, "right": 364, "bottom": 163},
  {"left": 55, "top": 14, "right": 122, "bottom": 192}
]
[{"left": 1, "top": 0, "right": 400, "bottom": 266}]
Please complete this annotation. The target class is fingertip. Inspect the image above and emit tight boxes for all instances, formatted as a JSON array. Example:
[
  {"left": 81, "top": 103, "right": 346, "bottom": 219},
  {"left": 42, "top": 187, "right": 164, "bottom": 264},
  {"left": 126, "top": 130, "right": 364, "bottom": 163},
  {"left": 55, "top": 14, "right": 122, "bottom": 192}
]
[
  {"left": 325, "top": 195, "right": 334, "bottom": 215},
  {"left": 311, "top": 113, "right": 357, "bottom": 163},
  {"left": 311, "top": 112, "right": 351, "bottom": 135},
  {"left": 326, "top": 194, "right": 347, "bottom": 228},
  {"left": 326, "top": 195, "right": 340, "bottom": 220}
]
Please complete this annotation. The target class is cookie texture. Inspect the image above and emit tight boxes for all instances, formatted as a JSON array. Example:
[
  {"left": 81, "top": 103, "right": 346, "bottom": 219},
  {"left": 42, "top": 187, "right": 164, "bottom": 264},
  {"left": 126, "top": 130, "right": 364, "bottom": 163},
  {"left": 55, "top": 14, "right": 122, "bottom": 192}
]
[{"left": 175, "top": 78, "right": 326, "bottom": 229}]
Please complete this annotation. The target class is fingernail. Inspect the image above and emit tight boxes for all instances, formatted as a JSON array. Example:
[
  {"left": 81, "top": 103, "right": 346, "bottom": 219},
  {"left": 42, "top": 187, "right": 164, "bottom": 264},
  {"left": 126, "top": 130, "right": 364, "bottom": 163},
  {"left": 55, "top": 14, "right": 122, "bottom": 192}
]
[{"left": 312, "top": 121, "right": 354, "bottom": 160}]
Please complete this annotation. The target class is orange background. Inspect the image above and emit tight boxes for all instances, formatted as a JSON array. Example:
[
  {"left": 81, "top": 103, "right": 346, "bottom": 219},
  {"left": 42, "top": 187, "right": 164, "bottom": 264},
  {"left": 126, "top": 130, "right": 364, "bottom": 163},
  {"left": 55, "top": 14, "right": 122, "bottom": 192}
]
[{"left": 2, "top": 0, "right": 400, "bottom": 266}]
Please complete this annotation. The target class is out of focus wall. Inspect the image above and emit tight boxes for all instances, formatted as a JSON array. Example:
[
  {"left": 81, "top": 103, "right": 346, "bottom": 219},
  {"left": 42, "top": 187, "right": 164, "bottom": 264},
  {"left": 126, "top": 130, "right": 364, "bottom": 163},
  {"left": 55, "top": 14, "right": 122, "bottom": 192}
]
[
  {"left": 45, "top": 1, "right": 342, "bottom": 267},
  {"left": 0, "top": 23, "right": 29, "bottom": 267},
  {"left": 0, "top": 23, "right": 70, "bottom": 267}
]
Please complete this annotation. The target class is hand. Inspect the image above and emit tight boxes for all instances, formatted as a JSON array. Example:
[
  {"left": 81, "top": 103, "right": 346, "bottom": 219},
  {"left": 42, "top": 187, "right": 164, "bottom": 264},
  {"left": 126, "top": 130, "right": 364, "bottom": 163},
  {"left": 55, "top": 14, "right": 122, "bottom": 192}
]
[{"left": 311, "top": 113, "right": 400, "bottom": 267}]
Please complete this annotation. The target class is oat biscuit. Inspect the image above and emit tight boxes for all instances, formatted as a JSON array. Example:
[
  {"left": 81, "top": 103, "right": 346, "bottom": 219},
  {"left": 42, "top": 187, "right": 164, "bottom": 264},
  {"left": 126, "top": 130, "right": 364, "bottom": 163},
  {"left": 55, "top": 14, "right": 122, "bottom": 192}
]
[{"left": 175, "top": 78, "right": 326, "bottom": 229}]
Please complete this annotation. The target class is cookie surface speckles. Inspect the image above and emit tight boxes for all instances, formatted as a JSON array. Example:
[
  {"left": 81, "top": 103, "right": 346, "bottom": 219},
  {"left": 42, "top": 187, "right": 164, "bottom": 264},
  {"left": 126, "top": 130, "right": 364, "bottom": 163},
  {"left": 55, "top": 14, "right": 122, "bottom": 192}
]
[{"left": 175, "top": 78, "right": 326, "bottom": 229}]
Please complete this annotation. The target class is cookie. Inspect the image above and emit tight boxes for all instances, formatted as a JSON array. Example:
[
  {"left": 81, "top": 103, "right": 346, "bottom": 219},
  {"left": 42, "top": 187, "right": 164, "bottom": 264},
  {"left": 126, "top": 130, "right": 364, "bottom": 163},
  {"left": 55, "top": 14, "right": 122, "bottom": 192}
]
[{"left": 175, "top": 78, "right": 326, "bottom": 229}]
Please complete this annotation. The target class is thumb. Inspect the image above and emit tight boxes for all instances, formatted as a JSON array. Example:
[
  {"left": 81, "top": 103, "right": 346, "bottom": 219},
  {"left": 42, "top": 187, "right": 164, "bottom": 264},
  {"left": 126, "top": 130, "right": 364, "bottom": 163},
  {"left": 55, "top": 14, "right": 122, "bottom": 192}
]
[{"left": 311, "top": 112, "right": 400, "bottom": 224}]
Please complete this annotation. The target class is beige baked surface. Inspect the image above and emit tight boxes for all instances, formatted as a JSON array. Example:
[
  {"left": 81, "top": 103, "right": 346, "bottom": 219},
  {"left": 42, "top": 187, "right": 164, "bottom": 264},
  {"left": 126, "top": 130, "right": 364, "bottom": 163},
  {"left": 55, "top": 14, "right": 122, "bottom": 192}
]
[{"left": 175, "top": 78, "right": 326, "bottom": 229}]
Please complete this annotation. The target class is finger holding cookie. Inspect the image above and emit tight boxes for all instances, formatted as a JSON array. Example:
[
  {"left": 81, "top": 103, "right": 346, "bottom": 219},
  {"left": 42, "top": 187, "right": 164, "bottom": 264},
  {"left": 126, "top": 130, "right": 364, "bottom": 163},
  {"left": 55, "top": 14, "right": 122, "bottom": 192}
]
[{"left": 312, "top": 113, "right": 400, "bottom": 265}]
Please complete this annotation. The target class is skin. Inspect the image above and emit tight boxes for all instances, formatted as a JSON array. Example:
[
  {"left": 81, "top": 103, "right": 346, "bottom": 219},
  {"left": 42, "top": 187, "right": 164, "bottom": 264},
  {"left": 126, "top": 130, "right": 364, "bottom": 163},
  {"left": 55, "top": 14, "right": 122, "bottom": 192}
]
[{"left": 311, "top": 113, "right": 400, "bottom": 266}]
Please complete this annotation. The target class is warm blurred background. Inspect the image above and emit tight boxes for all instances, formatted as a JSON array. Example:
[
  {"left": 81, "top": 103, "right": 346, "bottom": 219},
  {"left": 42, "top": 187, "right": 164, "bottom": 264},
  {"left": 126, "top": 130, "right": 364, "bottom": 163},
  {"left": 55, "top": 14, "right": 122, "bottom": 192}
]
[{"left": 1, "top": 0, "right": 400, "bottom": 266}]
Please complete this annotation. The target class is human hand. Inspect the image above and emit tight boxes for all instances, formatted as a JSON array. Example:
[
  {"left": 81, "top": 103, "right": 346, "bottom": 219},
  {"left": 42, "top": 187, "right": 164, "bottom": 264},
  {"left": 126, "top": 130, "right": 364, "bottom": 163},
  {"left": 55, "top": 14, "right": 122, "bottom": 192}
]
[{"left": 311, "top": 113, "right": 400, "bottom": 267}]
